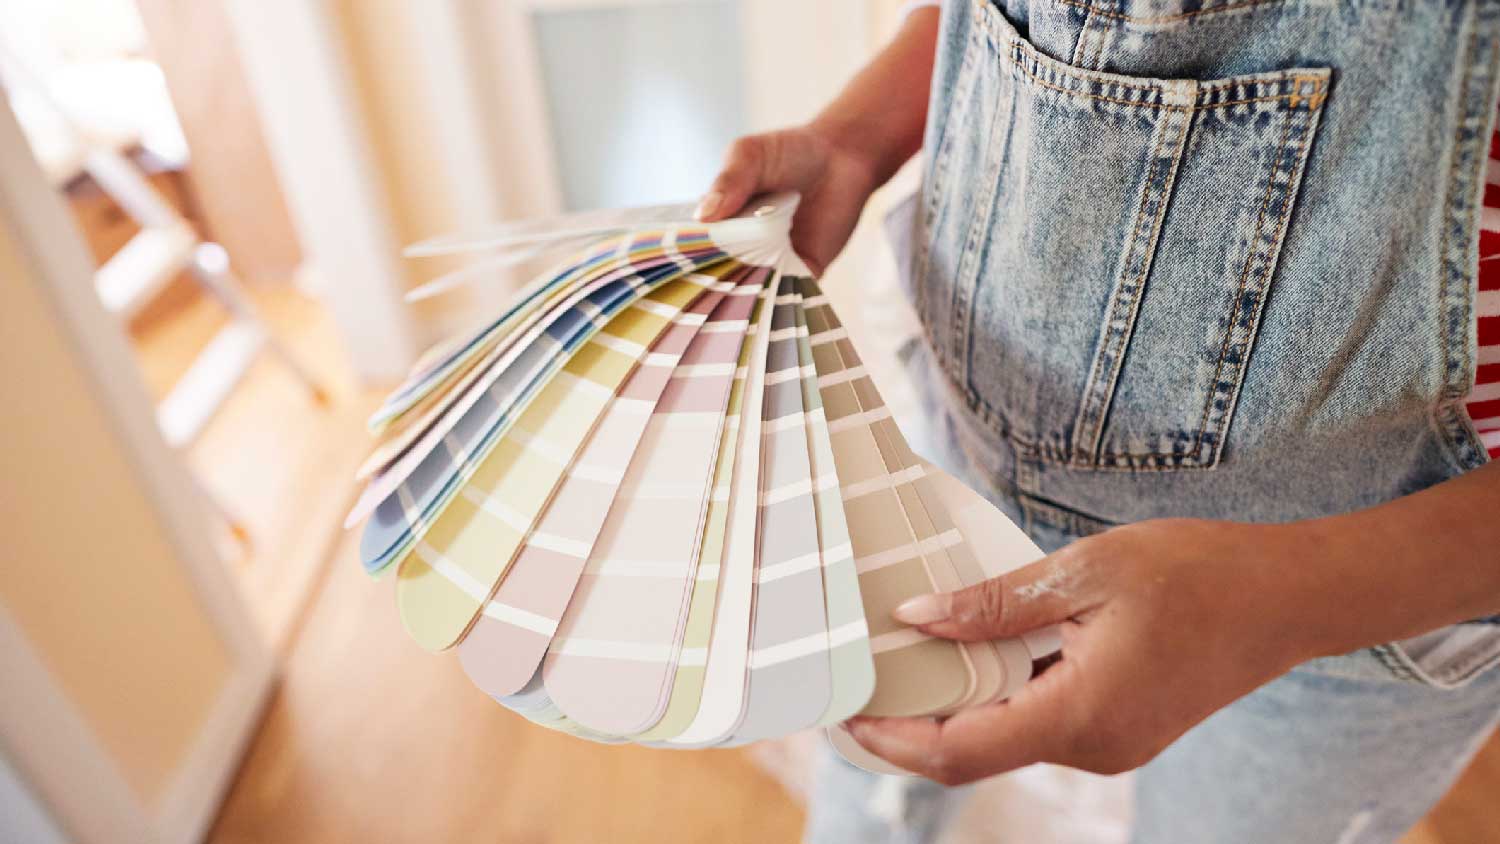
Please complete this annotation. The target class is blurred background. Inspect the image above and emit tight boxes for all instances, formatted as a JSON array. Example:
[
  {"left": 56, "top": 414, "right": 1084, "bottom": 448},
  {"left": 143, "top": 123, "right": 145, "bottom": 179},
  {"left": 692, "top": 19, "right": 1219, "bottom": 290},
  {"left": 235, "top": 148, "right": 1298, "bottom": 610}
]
[{"left": 0, "top": 1, "right": 1493, "bottom": 842}]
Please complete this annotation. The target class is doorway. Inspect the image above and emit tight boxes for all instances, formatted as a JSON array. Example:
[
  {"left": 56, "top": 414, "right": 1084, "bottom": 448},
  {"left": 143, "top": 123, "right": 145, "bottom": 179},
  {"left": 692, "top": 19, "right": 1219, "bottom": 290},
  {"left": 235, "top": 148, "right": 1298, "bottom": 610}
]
[{"left": 0, "top": 0, "right": 380, "bottom": 650}]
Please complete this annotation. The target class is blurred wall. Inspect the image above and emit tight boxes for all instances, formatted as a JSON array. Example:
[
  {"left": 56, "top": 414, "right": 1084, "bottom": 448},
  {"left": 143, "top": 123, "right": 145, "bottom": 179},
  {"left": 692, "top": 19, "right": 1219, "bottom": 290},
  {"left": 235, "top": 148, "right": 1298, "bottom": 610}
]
[
  {"left": 321, "top": 0, "right": 893, "bottom": 345},
  {"left": 225, "top": 0, "right": 903, "bottom": 369},
  {"left": 135, "top": 0, "right": 304, "bottom": 285},
  {"left": 0, "top": 198, "right": 231, "bottom": 806},
  {"left": 329, "top": 0, "right": 560, "bottom": 343}
]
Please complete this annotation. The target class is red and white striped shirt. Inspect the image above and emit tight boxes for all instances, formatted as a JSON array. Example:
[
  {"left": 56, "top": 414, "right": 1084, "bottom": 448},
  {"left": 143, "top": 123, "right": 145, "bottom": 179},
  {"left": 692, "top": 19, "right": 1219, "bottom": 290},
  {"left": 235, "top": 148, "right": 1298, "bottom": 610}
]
[{"left": 1467, "top": 117, "right": 1500, "bottom": 459}]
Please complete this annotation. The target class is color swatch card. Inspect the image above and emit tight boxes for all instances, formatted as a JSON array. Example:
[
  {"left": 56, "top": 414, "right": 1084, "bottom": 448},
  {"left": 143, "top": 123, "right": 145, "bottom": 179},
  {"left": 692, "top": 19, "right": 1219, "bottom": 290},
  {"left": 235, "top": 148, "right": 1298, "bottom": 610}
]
[{"left": 346, "top": 193, "right": 1061, "bottom": 761}]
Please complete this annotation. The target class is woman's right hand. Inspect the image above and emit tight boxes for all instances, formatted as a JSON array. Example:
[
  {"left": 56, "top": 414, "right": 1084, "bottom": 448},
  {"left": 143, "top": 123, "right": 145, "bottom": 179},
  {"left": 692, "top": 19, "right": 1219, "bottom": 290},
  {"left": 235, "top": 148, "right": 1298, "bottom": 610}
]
[
  {"left": 695, "top": 8, "right": 940, "bottom": 276},
  {"left": 694, "top": 126, "right": 880, "bottom": 277}
]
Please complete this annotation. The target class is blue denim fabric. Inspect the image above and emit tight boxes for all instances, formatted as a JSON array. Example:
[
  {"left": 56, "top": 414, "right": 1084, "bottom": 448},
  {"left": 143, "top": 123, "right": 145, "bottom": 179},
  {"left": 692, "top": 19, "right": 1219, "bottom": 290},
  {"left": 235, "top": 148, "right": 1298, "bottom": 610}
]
[
  {"left": 909, "top": 0, "right": 1500, "bottom": 685},
  {"left": 807, "top": 2, "right": 1500, "bottom": 840},
  {"left": 1131, "top": 646, "right": 1500, "bottom": 843},
  {"left": 807, "top": 641, "right": 1500, "bottom": 844},
  {"left": 802, "top": 334, "right": 1500, "bottom": 844}
]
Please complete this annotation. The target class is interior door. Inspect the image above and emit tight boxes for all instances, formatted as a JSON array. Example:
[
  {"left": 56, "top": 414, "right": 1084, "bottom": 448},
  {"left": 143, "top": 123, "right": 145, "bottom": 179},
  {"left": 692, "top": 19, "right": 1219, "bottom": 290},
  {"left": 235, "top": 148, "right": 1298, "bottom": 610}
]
[{"left": 0, "top": 85, "right": 274, "bottom": 844}]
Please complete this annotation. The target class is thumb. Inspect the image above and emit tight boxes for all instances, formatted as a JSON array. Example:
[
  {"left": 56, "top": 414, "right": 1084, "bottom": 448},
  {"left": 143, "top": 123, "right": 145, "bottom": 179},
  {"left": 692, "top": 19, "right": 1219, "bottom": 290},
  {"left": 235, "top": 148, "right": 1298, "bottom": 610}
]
[{"left": 890, "top": 554, "right": 1094, "bottom": 642}]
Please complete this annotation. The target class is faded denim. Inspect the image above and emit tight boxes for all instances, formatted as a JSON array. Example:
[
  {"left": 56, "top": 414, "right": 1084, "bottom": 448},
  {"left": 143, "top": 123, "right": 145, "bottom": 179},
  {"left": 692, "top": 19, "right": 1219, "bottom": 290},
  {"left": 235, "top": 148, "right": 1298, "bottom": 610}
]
[
  {"left": 911, "top": 0, "right": 1500, "bottom": 689},
  {"left": 808, "top": 1, "right": 1500, "bottom": 841},
  {"left": 804, "top": 331, "right": 1500, "bottom": 844}
]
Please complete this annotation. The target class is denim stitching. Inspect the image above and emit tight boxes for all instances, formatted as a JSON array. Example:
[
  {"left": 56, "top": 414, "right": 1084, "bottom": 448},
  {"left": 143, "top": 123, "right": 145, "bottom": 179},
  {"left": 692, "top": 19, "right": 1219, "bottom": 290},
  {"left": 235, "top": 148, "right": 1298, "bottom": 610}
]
[
  {"left": 1084, "top": 100, "right": 1320, "bottom": 471},
  {"left": 1072, "top": 115, "right": 1173, "bottom": 461},
  {"left": 986, "top": 21, "right": 1326, "bottom": 109},
  {"left": 1018, "top": 493, "right": 1115, "bottom": 537},
  {"left": 1109, "top": 110, "right": 1194, "bottom": 450},
  {"left": 918, "top": 16, "right": 984, "bottom": 374},
  {"left": 994, "top": 78, "right": 1321, "bottom": 469},
  {"left": 923, "top": 22, "right": 983, "bottom": 228},
  {"left": 1007, "top": 53, "right": 1319, "bottom": 112},
  {"left": 1184, "top": 97, "right": 1301, "bottom": 460},
  {"left": 962, "top": 0, "right": 1328, "bottom": 471},
  {"left": 956, "top": 386, "right": 1212, "bottom": 472},
  {"left": 1072, "top": 102, "right": 1192, "bottom": 464},
  {"left": 1371, "top": 643, "right": 1424, "bottom": 685},
  {"left": 1191, "top": 102, "right": 1307, "bottom": 464},
  {"left": 943, "top": 19, "right": 990, "bottom": 378},
  {"left": 1010, "top": 429, "right": 1213, "bottom": 472},
  {"left": 1447, "top": 648, "right": 1500, "bottom": 685},
  {"left": 1028, "top": 60, "right": 1319, "bottom": 109},
  {"left": 1053, "top": 0, "right": 1290, "bottom": 25},
  {"left": 955, "top": 78, "right": 1016, "bottom": 406},
  {"left": 1086, "top": 2, "right": 1114, "bottom": 70},
  {"left": 1433, "top": 13, "right": 1497, "bottom": 473},
  {"left": 960, "top": 376, "right": 1209, "bottom": 472},
  {"left": 993, "top": 89, "right": 1294, "bottom": 473},
  {"left": 1440, "top": 647, "right": 1500, "bottom": 686},
  {"left": 975, "top": 1, "right": 1326, "bottom": 110},
  {"left": 1067, "top": 4, "right": 1099, "bottom": 66},
  {"left": 1378, "top": 9, "right": 1500, "bottom": 691},
  {"left": 1377, "top": 637, "right": 1500, "bottom": 689},
  {"left": 1436, "top": 21, "right": 1478, "bottom": 404}
]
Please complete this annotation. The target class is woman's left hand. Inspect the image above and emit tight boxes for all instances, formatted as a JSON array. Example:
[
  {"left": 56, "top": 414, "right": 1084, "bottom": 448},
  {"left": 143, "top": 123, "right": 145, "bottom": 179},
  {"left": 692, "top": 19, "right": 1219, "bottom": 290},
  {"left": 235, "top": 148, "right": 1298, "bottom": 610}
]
[{"left": 844, "top": 518, "right": 1328, "bottom": 784}]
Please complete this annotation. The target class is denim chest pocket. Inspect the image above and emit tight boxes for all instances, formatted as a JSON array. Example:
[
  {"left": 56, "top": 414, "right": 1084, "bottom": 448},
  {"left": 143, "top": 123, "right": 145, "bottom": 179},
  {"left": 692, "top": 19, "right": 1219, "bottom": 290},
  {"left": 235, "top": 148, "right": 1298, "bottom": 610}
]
[{"left": 918, "top": 1, "right": 1330, "bottom": 471}]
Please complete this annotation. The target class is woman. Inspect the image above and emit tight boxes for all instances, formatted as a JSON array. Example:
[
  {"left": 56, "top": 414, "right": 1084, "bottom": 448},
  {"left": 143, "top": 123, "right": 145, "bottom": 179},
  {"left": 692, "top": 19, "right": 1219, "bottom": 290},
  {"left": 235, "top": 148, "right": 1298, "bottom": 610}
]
[{"left": 697, "top": 2, "right": 1500, "bottom": 841}]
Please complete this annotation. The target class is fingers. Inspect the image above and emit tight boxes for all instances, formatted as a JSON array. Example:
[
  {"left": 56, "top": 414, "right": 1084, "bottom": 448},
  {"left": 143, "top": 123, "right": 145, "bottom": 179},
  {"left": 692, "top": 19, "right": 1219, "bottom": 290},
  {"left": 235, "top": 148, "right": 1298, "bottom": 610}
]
[
  {"left": 845, "top": 665, "right": 1070, "bottom": 785},
  {"left": 696, "top": 131, "right": 823, "bottom": 222},
  {"left": 892, "top": 548, "right": 1101, "bottom": 642}
]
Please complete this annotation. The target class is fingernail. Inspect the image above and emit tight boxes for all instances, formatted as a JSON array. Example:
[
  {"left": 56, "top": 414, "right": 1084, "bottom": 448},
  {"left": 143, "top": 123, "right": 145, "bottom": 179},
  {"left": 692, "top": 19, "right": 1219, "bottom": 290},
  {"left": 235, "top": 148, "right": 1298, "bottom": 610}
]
[
  {"left": 892, "top": 593, "right": 950, "bottom": 626},
  {"left": 694, "top": 191, "right": 722, "bottom": 221}
]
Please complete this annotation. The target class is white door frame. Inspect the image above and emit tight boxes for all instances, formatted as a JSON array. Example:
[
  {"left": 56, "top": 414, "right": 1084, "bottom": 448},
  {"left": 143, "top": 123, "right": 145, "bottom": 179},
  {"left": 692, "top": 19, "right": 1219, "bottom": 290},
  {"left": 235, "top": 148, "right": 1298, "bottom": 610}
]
[{"left": 0, "top": 88, "right": 274, "bottom": 844}]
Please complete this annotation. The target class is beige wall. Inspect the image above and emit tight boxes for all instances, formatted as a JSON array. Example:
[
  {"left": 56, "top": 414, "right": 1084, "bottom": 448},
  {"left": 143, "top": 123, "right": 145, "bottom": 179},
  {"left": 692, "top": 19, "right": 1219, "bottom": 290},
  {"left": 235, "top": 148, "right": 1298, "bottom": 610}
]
[
  {"left": 328, "top": 0, "right": 522, "bottom": 343},
  {"left": 135, "top": 0, "right": 304, "bottom": 286},
  {"left": 0, "top": 219, "right": 230, "bottom": 805},
  {"left": 322, "top": 0, "right": 900, "bottom": 348}
]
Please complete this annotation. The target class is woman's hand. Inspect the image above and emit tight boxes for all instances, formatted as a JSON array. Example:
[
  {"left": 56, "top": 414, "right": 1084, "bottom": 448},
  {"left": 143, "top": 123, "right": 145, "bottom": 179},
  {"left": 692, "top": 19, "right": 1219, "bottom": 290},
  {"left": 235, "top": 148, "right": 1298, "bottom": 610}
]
[
  {"left": 695, "top": 7, "right": 941, "bottom": 276},
  {"left": 695, "top": 127, "right": 879, "bottom": 277},
  {"left": 844, "top": 433, "right": 1500, "bottom": 786},
  {"left": 845, "top": 518, "right": 1326, "bottom": 784}
]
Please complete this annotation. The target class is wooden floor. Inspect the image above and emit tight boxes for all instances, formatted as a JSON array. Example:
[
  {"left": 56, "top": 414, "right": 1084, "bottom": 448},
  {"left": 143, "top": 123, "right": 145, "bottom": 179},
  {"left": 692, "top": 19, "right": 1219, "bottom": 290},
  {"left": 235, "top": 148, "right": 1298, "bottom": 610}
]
[
  {"left": 207, "top": 532, "right": 806, "bottom": 844},
  {"left": 133, "top": 283, "right": 382, "bottom": 648},
  {"left": 137, "top": 284, "right": 808, "bottom": 843},
  {"left": 206, "top": 534, "right": 1497, "bottom": 844},
  {"left": 133, "top": 283, "right": 1497, "bottom": 843}
]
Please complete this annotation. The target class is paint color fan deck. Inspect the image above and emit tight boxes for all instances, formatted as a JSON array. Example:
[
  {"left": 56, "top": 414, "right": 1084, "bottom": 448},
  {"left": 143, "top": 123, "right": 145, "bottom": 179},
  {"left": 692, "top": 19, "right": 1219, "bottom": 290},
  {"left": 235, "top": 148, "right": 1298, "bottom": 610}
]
[{"left": 346, "top": 193, "right": 1061, "bottom": 770}]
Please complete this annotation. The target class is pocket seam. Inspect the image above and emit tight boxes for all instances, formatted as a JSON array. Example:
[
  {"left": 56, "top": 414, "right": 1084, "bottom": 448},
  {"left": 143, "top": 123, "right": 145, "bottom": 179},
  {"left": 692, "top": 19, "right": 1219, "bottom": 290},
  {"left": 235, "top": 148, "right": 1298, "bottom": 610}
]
[
  {"left": 974, "top": 1, "right": 1329, "bottom": 113},
  {"left": 1018, "top": 492, "right": 1115, "bottom": 538},
  {"left": 918, "top": 16, "right": 987, "bottom": 343},
  {"left": 1005, "top": 47, "right": 1324, "bottom": 113},
  {"left": 1434, "top": 15, "right": 1500, "bottom": 474},
  {"left": 924, "top": 24, "right": 984, "bottom": 225},
  {"left": 1070, "top": 99, "right": 1193, "bottom": 464},
  {"left": 1052, "top": 0, "right": 1291, "bottom": 26},
  {"left": 962, "top": 85, "right": 1325, "bottom": 472},
  {"left": 1185, "top": 103, "right": 1305, "bottom": 466},
  {"left": 945, "top": 1, "right": 1332, "bottom": 473}
]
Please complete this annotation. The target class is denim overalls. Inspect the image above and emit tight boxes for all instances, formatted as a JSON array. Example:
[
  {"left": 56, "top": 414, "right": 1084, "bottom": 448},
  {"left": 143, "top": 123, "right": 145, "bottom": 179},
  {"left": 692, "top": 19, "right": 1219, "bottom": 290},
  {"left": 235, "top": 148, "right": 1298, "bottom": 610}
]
[{"left": 808, "top": 2, "right": 1500, "bottom": 841}]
